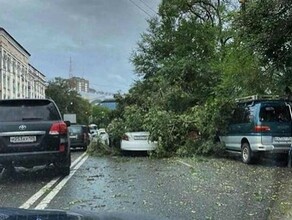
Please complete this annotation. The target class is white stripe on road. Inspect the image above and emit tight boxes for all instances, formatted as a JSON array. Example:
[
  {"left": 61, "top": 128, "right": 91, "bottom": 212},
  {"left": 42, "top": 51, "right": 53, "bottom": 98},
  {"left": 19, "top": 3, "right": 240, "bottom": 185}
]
[
  {"left": 35, "top": 155, "right": 88, "bottom": 210},
  {"left": 71, "top": 152, "right": 87, "bottom": 168},
  {"left": 19, "top": 176, "right": 60, "bottom": 209},
  {"left": 19, "top": 152, "right": 87, "bottom": 209}
]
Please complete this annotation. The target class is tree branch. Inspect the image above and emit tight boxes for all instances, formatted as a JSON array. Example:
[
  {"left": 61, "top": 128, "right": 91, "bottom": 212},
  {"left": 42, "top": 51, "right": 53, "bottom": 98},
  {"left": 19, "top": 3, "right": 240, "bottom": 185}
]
[{"left": 186, "top": 3, "right": 207, "bottom": 22}]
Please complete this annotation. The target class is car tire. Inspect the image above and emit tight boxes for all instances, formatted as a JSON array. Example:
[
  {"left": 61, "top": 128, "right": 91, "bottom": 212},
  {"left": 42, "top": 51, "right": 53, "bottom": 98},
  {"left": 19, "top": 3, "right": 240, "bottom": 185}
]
[
  {"left": 121, "top": 150, "right": 129, "bottom": 156},
  {"left": 241, "top": 142, "right": 253, "bottom": 164},
  {"left": 1, "top": 163, "right": 16, "bottom": 178},
  {"left": 54, "top": 154, "right": 71, "bottom": 176}
]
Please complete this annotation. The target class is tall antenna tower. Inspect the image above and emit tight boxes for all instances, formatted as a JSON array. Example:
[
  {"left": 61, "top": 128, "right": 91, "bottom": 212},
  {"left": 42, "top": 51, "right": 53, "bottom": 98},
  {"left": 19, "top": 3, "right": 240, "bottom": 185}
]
[{"left": 69, "top": 57, "right": 73, "bottom": 78}]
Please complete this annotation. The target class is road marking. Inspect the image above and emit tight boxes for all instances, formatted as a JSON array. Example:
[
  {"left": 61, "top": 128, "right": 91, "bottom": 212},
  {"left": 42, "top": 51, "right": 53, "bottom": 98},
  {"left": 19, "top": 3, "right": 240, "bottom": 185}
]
[
  {"left": 19, "top": 152, "right": 87, "bottom": 209},
  {"left": 19, "top": 176, "right": 60, "bottom": 209},
  {"left": 177, "top": 160, "right": 194, "bottom": 168},
  {"left": 71, "top": 152, "right": 87, "bottom": 168},
  {"left": 35, "top": 155, "right": 88, "bottom": 210}
]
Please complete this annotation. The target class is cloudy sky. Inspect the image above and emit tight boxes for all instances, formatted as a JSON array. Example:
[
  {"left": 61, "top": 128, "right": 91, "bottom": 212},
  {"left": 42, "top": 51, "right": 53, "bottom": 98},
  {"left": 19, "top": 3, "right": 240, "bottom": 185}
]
[{"left": 0, "top": 0, "right": 160, "bottom": 93}]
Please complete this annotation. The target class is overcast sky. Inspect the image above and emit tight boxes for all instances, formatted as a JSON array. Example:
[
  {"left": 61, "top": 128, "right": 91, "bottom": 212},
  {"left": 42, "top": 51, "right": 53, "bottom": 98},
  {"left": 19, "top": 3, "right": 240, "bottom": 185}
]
[{"left": 0, "top": 0, "right": 160, "bottom": 94}]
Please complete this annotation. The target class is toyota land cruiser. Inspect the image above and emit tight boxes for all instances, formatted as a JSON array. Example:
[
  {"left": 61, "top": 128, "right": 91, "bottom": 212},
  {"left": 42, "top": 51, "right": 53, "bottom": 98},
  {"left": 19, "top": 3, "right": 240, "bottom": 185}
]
[{"left": 0, "top": 99, "right": 71, "bottom": 176}]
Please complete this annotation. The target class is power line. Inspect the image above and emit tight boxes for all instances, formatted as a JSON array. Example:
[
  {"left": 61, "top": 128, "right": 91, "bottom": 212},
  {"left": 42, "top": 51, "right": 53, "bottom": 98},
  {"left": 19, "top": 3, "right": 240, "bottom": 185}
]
[
  {"left": 128, "top": 0, "right": 153, "bottom": 17},
  {"left": 137, "top": 0, "right": 158, "bottom": 15}
]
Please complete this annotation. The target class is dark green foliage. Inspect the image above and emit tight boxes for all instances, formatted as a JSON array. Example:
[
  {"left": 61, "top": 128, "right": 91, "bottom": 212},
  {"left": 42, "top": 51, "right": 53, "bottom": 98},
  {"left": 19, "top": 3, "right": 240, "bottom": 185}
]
[
  {"left": 46, "top": 77, "right": 91, "bottom": 124},
  {"left": 86, "top": 139, "right": 119, "bottom": 156},
  {"left": 109, "top": 0, "right": 291, "bottom": 157},
  {"left": 237, "top": 0, "right": 292, "bottom": 91},
  {"left": 91, "top": 105, "right": 111, "bottom": 128},
  {"left": 176, "top": 139, "right": 226, "bottom": 157}
]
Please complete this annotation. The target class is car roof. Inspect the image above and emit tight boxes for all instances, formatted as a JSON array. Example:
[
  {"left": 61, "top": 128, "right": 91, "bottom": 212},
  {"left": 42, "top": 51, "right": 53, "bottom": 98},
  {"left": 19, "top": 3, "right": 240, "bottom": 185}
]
[
  {"left": 0, "top": 99, "right": 55, "bottom": 105},
  {"left": 70, "top": 124, "right": 87, "bottom": 127},
  {"left": 238, "top": 100, "right": 290, "bottom": 106},
  {"left": 0, "top": 98, "right": 52, "bottom": 102}
]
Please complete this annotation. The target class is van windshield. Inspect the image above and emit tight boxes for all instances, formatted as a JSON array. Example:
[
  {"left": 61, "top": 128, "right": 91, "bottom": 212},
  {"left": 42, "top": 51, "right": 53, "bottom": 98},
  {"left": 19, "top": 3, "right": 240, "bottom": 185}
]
[{"left": 259, "top": 104, "right": 292, "bottom": 122}]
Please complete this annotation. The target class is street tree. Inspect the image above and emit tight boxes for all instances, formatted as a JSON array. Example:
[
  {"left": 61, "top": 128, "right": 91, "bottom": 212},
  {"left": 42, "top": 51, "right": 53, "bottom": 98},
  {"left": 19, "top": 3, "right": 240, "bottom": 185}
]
[
  {"left": 110, "top": 0, "right": 291, "bottom": 156},
  {"left": 119, "top": 0, "right": 240, "bottom": 155},
  {"left": 91, "top": 105, "right": 111, "bottom": 128},
  {"left": 46, "top": 77, "right": 91, "bottom": 124},
  {"left": 237, "top": 0, "right": 292, "bottom": 92}
]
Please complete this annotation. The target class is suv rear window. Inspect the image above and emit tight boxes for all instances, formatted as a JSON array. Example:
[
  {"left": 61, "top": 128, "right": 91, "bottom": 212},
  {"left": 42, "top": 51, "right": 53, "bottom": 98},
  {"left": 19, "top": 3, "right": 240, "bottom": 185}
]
[
  {"left": 259, "top": 104, "right": 291, "bottom": 122},
  {"left": 0, "top": 99, "right": 61, "bottom": 122}
]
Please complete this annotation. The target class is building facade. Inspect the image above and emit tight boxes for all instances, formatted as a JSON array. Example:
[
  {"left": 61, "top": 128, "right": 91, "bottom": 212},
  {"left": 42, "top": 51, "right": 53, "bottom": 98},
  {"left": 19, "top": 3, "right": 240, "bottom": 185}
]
[
  {"left": 68, "top": 76, "right": 89, "bottom": 93},
  {"left": 0, "top": 27, "right": 46, "bottom": 99}
]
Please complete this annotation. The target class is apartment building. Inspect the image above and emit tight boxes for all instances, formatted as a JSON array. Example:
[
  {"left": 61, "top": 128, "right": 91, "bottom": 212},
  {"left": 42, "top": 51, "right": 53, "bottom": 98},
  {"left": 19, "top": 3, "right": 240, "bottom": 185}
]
[
  {"left": 68, "top": 76, "right": 89, "bottom": 93},
  {"left": 0, "top": 27, "right": 46, "bottom": 99}
]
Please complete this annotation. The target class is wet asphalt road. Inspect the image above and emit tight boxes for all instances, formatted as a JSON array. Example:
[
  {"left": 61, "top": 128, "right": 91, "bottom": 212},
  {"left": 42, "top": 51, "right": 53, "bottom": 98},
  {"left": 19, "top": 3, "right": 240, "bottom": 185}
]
[
  {"left": 1, "top": 151, "right": 292, "bottom": 219},
  {"left": 0, "top": 149, "right": 83, "bottom": 208}
]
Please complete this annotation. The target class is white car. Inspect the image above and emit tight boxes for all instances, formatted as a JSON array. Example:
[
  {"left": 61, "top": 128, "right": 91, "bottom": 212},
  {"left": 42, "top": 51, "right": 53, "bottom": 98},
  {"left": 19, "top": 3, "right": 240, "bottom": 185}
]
[
  {"left": 89, "top": 127, "right": 98, "bottom": 141},
  {"left": 88, "top": 124, "right": 98, "bottom": 142},
  {"left": 98, "top": 128, "right": 109, "bottom": 145},
  {"left": 121, "top": 131, "right": 157, "bottom": 151}
]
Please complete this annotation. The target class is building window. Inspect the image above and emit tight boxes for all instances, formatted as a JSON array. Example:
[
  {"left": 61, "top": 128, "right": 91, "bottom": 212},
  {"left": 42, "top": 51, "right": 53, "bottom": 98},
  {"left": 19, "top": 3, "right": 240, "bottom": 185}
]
[{"left": 7, "top": 56, "right": 11, "bottom": 72}]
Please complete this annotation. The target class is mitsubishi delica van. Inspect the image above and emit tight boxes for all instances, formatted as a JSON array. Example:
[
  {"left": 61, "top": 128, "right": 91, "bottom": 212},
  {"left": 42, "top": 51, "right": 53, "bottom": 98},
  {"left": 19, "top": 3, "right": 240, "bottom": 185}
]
[{"left": 220, "top": 95, "right": 292, "bottom": 164}]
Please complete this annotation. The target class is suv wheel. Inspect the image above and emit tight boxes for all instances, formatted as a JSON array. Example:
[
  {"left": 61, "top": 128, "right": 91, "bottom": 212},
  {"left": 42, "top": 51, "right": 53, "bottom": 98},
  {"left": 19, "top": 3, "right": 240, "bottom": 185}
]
[
  {"left": 241, "top": 142, "right": 253, "bottom": 164},
  {"left": 54, "top": 154, "right": 71, "bottom": 176}
]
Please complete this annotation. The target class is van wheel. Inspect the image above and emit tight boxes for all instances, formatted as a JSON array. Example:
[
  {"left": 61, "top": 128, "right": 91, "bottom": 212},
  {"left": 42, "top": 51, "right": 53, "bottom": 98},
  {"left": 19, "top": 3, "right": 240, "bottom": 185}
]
[{"left": 241, "top": 142, "right": 253, "bottom": 164}]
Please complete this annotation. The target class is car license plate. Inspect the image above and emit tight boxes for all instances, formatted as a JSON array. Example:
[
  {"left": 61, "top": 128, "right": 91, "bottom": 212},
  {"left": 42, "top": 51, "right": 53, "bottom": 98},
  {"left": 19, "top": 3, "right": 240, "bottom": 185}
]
[
  {"left": 70, "top": 135, "right": 78, "bottom": 139},
  {"left": 10, "top": 136, "right": 37, "bottom": 143},
  {"left": 134, "top": 136, "right": 148, "bottom": 140},
  {"left": 273, "top": 137, "right": 292, "bottom": 143}
]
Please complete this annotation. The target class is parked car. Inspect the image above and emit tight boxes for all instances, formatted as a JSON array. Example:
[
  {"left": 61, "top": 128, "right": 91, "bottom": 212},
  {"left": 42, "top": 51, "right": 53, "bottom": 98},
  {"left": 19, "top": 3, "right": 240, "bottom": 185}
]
[
  {"left": 68, "top": 124, "right": 90, "bottom": 150},
  {"left": 89, "top": 124, "right": 98, "bottom": 130},
  {"left": 219, "top": 95, "right": 292, "bottom": 164},
  {"left": 98, "top": 128, "right": 109, "bottom": 145},
  {"left": 0, "top": 99, "right": 71, "bottom": 176},
  {"left": 121, "top": 131, "right": 157, "bottom": 151},
  {"left": 88, "top": 124, "right": 98, "bottom": 141}
]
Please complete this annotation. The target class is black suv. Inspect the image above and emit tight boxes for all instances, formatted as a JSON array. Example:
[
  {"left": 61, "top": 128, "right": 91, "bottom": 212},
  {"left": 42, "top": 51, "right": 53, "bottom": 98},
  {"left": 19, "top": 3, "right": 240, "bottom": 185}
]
[
  {"left": 69, "top": 124, "right": 90, "bottom": 150},
  {"left": 0, "top": 99, "right": 71, "bottom": 176}
]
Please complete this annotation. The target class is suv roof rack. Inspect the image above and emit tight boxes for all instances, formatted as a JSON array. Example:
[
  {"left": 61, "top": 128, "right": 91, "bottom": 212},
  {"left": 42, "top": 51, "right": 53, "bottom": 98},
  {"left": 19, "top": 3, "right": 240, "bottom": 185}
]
[{"left": 235, "top": 95, "right": 281, "bottom": 103}]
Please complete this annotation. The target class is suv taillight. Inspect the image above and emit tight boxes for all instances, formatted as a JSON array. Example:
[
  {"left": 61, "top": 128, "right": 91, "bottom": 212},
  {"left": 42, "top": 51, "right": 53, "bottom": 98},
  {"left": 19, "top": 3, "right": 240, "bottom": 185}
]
[
  {"left": 254, "top": 125, "right": 271, "bottom": 132},
  {"left": 49, "top": 122, "right": 68, "bottom": 135}
]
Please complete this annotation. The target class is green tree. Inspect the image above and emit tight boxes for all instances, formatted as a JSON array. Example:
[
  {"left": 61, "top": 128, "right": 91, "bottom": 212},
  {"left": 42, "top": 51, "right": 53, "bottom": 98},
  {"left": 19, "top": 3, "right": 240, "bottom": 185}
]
[
  {"left": 46, "top": 77, "right": 91, "bottom": 124},
  {"left": 111, "top": 0, "right": 290, "bottom": 156},
  {"left": 237, "top": 0, "right": 292, "bottom": 91},
  {"left": 91, "top": 105, "right": 111, "bottom": 128},
  {"left": 123, "top": 0, "right": 238, "bottom": 155}
]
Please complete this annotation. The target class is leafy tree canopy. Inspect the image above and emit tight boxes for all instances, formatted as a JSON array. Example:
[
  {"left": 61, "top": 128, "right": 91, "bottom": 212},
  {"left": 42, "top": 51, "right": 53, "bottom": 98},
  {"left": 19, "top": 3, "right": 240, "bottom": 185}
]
[
  {"left": 46, "top": 77, "right": 91, "bottom": 124},
  {"left": 110, "top": 0, "right": 292, "bottom": 156},
  {"left": 237, "top": 0, "right": 292, "bottom": 91}
]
